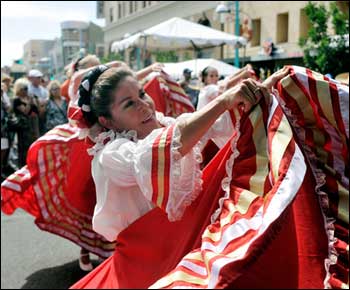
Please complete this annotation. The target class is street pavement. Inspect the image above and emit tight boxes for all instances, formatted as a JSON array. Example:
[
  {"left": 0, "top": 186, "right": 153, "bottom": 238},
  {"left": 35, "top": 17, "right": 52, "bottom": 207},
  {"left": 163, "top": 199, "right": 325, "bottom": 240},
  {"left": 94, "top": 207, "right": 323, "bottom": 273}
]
[{"left": 1, "top": 209, "right": 100, "bottom": 289}]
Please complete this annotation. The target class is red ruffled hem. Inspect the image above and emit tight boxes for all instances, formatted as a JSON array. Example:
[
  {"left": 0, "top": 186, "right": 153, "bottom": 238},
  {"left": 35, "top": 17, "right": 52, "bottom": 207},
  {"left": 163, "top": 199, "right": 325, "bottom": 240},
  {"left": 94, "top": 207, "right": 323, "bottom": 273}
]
[{"left": 70, "top": 256, "right": 118, "bottom": 289}]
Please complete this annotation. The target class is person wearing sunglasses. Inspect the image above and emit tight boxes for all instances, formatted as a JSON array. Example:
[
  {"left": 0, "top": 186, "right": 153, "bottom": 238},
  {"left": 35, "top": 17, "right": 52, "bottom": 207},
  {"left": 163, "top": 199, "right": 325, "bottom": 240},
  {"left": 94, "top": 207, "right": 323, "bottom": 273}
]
[
  {"left": 45, "top": 80, "right": 68, "bottom": 131},
  {"left": 10, "top": 78, "right": 39, "bottom": 167}
]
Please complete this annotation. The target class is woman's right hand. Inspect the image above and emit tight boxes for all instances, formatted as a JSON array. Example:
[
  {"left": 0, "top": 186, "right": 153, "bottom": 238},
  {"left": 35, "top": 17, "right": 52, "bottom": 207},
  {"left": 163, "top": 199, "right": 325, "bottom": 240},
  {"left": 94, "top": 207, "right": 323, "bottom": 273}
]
[
  {"left": 150, "top": 62, "right": 164, "bottom": 72},
  {"left": 218, "top": 78, "right": 269, "bottom": 113}
]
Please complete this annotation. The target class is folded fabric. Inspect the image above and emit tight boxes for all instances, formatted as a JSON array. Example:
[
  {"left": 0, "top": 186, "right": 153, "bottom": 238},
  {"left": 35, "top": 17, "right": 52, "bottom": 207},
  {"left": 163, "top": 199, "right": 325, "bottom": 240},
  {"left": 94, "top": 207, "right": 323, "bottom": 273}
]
[{"left": 1, "top": 124, "right": 116, "bottom": 258}]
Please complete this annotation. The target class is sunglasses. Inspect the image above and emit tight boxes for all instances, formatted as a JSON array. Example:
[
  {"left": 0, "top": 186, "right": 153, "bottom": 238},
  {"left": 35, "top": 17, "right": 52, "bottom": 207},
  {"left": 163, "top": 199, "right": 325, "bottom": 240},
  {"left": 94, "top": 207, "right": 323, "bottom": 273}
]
[{"left": 21, "top": 87, "right": 28, "bottom": 91}]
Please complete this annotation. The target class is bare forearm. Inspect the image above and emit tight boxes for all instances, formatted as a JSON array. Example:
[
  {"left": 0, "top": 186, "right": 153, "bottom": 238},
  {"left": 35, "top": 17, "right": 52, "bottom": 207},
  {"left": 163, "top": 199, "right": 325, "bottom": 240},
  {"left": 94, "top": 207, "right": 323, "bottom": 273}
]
[
  {"left": 136, "top": 67, "right": 152, "bottom": 81},
  {"left": 225, "top": 69, "right": 252, "bottom": 89},
  {"left": 177, "top": 78, "right": 265, "bottom": 156},
  {"left": 177, "top": 97, "right": 226, "bottom": 156},
  {"left": 136, "top": 63, "right": 164, "bottom": 81}
]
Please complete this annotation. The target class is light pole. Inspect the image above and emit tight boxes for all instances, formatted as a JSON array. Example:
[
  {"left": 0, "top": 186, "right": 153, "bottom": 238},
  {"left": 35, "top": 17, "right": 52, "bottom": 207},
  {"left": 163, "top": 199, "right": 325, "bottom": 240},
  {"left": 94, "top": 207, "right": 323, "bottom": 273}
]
[
  {"left": 79, "top": 29, "right": 83, "bottom": 50},
  {"left": 234, "top": 1, "right": 240, "bottom": 68},
  {"left": 219, "top": 13, "right": 225, "bottom": 59},
  {"left": 216, "top": 1, "right": 241, "bottom": 67},
  {"left": 72, "top": 29, "right": 85, "bottom": 59},
  {"left": 78, "top": 29, "right": 87, "bottom": 58}
]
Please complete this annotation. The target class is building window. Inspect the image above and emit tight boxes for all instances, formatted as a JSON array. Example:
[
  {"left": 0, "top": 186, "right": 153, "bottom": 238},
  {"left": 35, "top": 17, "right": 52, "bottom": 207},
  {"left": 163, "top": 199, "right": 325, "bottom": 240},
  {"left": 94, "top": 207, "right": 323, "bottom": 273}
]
[
  {"left": 134, "top": 1, "right": 138, "bottom": 12},
  {"left": 122, "top": 2, "right": 126, "bottom": 17},
  {"left": 118, "top": 3, "right": 122, "bottom": 19},
  {"left": 251, "top": 18, "right": 261, "bottom": 47},
  {"left": 142, "top": 1, "right": 146, "bottom": 8},
  {"left": 96, "top": 45, "right": 105, "bottom": 59},
  {"left": 299, "top": 9, "right": 310, "bottom": 39},
  {"left": 129, "top": 1, "right": 133, "bottom": 14},
  {"left": 109, "top": 7, "right": 114, "bottom": 23},
  {"left": 97, "top": 1, "right": 104, "bottom": 18},
  {"left": 277, "top": 13, "right": 288, "bottom": 43}
]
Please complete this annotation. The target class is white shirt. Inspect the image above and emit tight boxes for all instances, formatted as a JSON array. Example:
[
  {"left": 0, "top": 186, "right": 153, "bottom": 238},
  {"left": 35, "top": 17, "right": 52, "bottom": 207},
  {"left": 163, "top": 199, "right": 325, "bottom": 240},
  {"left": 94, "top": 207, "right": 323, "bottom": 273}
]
[
  {"left": 197, "top": 84, "right": 235, "bottom": 148},
  {"left": 89, "top": 112, "right": 234, "bottom": 242},
  {"left": 1, "top": 92, "right": 11, "bottom": 110},
  {"left": 28, "top": 83, "right": 49, "bottom": 103}
]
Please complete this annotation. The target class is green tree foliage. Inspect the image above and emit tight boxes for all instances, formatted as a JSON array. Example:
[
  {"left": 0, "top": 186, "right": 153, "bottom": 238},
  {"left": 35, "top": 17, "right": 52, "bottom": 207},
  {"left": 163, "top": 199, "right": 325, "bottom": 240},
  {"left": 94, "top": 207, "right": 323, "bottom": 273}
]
[
  {"left": 154, "top": 50, "right": 178, "bottom": 62},
  {"left": 183, "top": 51, "right": 193, "bottom": 61},
  {"left": 299, "top": 2, "right": 349, "bottom": 76},
  {"left": 101, "top": 52, "right": 124, "bottom": 64}
]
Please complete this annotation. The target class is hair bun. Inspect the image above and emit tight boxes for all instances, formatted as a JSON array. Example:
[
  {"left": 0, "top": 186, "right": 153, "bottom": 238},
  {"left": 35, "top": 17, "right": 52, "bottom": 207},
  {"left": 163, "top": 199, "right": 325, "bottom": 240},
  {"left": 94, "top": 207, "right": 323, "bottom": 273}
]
[{"left": 77, "top": 65, "right": 110, "bottom": 126}]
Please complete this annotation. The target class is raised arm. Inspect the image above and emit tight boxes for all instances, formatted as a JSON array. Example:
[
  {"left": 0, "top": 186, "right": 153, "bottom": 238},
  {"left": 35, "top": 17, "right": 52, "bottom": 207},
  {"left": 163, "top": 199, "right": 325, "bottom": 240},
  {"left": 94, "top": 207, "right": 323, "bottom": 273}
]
[
  {"left": 219, "top": 64, "right": 257, "bottom": 93},
  {"left": 136, "top": 62, "right": 164, "bottom": 81},
  {"left": 177, "top": 78, "right": 269, "bottom": 156}
]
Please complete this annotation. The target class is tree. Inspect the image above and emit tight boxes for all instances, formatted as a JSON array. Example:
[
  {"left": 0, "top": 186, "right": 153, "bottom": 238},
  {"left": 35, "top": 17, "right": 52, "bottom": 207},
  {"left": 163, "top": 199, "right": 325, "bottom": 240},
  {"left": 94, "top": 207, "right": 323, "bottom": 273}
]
[
  {"left": 299, "top": 2, "right": 349, "bottom": 76},
  {"left": 101, "top": 52, "right": 124, "bottom": 64},
  {"left": 154, "top": 50, "right": 178, "bottom": 63}
]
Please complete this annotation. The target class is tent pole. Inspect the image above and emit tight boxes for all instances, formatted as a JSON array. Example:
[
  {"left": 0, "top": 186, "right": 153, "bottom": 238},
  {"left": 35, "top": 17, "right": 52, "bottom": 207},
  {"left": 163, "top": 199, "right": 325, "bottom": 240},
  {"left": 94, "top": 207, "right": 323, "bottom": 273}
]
[
  {"left": 136, "top": 48, "right": 141, "bottom": 70},
  {"left": 242, "top": 45, "right": 246, "bottom": 67},
  {"left": 143, "top": 36, "right": 147, "bottom": 68},
  {"left": 234, "top": 1, "right": 240, "bottom": 68},
  {"left": 190, "top": 40, "right": 200, "bottom": 59}
]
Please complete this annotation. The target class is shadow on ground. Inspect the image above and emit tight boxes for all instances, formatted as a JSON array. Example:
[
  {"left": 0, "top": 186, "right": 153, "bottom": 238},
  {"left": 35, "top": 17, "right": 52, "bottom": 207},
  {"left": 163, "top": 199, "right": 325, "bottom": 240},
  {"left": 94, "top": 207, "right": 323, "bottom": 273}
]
[{"left": 21, "top": 259, "right": 100, "bottom": 289}]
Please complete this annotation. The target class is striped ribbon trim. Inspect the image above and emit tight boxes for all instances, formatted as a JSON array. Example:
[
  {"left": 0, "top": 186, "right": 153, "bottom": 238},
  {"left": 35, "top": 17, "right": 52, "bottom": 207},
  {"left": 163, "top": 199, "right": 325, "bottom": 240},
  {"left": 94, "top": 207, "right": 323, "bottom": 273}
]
[
  {"left": 151, "top": 125, "right": 175, "bottom": 212},
  {"left": 1, "top": 125, "right": 116, "bottom": 258},
  {"left": 1, "top": 166, "right": 38, "bottom": 216},
  {"left": 150, "top": 93, "right": 306, "bottom": 288},
  {"left": 157, "top": 74, "right": 195, "bottom": 117},
  {"left": 278, "top": 66, "right": 349, "bottom": 289}
]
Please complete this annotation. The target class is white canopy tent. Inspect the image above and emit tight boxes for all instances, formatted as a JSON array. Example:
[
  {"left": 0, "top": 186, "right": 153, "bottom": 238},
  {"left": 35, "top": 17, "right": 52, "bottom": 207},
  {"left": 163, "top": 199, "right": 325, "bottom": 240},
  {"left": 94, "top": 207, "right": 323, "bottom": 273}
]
[
  {"left": 111, "top": 17, "right": 247, "bottom": 52},
  {"left": 159, "top": 58, "right": 240, "bottom": 81}
]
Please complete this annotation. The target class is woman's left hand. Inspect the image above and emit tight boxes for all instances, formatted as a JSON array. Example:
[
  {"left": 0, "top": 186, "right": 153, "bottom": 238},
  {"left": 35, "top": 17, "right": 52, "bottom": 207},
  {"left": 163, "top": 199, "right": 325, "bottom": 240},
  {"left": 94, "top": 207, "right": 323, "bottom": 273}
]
[
  {"left": 262, "top": 66, "right": 290, "bottom": 92},
  {"left": 150, "top": 62, "right": 164, "bottom": 72},
  {"left": 219, "top": 64, "right": 257, "bottom": 94},
  {"left": 218, "top": 78, "right": 269, "bottom": 113}
]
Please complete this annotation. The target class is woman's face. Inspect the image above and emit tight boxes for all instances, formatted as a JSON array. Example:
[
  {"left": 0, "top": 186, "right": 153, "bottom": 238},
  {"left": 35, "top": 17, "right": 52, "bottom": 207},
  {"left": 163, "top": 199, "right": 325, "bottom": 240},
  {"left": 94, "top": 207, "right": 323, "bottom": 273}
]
[
  {"left": 50, "top": 85, "right": 61, "bottom": 98},
  {"left": 107, "top": 76, "right": 160, "bottom": 139},
  {"left": 18, "top": 85, "right": 28, "bottom": 97},
  {"left": 204, "top": 68, "right": 219, "bottom": 85}
]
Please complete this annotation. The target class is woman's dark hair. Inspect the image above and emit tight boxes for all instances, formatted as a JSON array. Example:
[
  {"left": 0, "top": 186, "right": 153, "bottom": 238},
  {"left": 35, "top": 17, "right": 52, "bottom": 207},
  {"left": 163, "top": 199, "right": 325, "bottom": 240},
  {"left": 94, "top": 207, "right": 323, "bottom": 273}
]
[
  {"left": 78, "top": 66, "right": 134, "bottom": 126},
  {"left": 201, "top": 66, "right": 217, "bottom": 84}
]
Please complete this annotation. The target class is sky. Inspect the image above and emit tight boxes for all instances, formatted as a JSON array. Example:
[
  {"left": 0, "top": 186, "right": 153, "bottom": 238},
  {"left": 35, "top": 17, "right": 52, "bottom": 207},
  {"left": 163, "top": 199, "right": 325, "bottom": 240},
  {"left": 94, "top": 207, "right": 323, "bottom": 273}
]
[{"left": 1, "top": 1, "right": 105, "bottom": 67}]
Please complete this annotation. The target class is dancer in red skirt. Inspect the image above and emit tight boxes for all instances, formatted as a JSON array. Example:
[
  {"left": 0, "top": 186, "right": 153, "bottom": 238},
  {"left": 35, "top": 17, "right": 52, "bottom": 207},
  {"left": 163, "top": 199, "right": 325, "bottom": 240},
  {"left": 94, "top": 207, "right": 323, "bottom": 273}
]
[
  {"left": 1, "top": 60, "right": 191, "bottom": 273},
  {"left": 67, "top": 65, "right": 348, "bottom": 289},
  {"left": 60, "top": 64, "right": 270, "bottom": 287},
  {"left": 1, "top": 54, "right": 114, "bottom": 272}
]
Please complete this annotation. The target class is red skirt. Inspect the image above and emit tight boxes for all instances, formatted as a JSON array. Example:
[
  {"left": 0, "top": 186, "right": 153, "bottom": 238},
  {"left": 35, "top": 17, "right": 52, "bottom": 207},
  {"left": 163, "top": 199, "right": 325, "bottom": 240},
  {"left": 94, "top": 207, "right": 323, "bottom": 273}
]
[
  {"left": 71, "top": 67, "right": 348, "bottom": 288},
  {"left": 1, "top": 124, "right": 115, "bottom": 258},
  {"left": 70, "top": 140, "right": 328, "bottom": 289}
]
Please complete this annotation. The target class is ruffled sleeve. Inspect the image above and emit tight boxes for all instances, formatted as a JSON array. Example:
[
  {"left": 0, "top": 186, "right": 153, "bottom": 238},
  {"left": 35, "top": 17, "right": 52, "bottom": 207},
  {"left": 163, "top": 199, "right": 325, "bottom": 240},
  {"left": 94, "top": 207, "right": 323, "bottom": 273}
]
[
  {"left": 97, "top": 123, "right": 203, "bottom": 222},
  {"left": 144, "top": 124, "right": 203, "bottom": 221}
]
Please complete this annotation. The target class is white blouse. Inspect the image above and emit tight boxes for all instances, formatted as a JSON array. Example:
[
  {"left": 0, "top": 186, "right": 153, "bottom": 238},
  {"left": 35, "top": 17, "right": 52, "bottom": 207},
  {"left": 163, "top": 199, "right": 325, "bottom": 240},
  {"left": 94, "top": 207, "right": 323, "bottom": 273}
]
[
  {"left": 197, "top": 84, "right": 235, "bottom": 148},
  {"left": 89, "top": 112, "right": 234, "bottom": 242}
]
